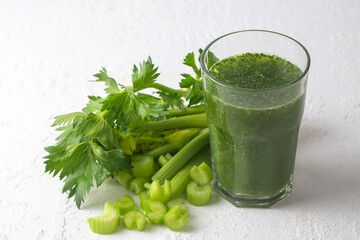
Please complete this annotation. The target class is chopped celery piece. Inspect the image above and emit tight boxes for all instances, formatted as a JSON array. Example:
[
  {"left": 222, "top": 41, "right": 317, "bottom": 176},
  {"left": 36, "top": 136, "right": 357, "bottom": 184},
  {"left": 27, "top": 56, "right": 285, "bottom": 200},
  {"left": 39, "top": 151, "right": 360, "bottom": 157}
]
[
  {"left": 103, "top": 202, "right": 120, "bottom": 216},
  {"left": 149, "top": 180, "right": 172, "bottom": 203},
  {"left": 139, "top": 191, "right": 151, "bottom": 212},
  {"left": 144, "top": 182, "right": 150, "bottom": 190},
  {"left": 186, "top": 181, "right": 212, "bottom": 206},
  {"left": 131, "top": 155, "right": 155, "bottom": 178},
  {"left": 152, "top": 129, "right": 210, "bottom": 183},
  {"left": 114, "top": 195, "right": 135, "bottom": 216},
  {"left": 165, "top": 153, "right": 173, "bottom": 160},
  {"left": 164, "top": 205, "right": 189, "bottom": 231},
  {"left": 189, "top": 162, "right": 213, "bottom": 186},
  {"left": 167, "top": 198, "right": 184, "bottom": 208},
  {"left": 170, "top": 146, "right": 211, "bottom": 197},
  {"left": 167, "top": 198, "right": 187, "bottom": 213},
  {"left": 145, "top": 200, "right": 167, "bottom": 224},
  {"left": 128, "top": 177, "right": 150, "bottom": 194},
  {"left": 123, "top": 210, "right": 147, "bottom": 231},
  {"left": 116, "top": 169, "right": 134, "bottom": 188},
  {"left": 158, "top": 155, "right": 168, "bottom": 166},
  {"left": 87, "top": 202, "right": 120, "bottom": 234}
]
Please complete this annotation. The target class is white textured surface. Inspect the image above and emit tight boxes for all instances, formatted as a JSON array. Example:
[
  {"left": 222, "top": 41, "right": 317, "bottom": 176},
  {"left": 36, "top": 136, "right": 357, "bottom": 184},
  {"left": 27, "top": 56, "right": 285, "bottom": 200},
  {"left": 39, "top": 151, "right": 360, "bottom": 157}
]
[{"left": 1, "top": 0, "right": 359, "bottom": 239}]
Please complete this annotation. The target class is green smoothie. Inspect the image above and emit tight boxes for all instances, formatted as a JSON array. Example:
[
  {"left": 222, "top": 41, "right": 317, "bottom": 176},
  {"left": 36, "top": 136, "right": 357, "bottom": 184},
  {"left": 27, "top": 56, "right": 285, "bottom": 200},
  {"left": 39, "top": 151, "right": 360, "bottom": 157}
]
[{"left": 205, "top": 53, "right": 305, "bottom": 197}]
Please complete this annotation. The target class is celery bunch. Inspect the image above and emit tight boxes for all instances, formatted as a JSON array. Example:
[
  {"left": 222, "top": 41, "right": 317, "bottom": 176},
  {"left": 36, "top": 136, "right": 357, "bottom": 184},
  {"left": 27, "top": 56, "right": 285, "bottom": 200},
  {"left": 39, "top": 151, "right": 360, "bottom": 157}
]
[{"left": 44, "top": 50, "right": 218, "bottom": 208}]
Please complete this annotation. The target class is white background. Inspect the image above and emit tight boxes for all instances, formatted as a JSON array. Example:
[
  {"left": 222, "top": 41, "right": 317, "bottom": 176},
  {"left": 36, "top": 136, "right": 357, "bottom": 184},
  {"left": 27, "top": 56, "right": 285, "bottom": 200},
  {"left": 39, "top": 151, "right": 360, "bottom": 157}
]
[{"left": 1, "top": 0, "right": 359, "bottom": 239}]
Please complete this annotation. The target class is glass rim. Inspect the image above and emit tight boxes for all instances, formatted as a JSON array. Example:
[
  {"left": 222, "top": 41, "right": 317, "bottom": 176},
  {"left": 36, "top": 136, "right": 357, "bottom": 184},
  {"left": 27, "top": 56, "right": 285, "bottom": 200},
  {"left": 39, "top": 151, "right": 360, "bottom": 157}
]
[{"left": 200, "top": 29, "right": 311, "bottom": 92}]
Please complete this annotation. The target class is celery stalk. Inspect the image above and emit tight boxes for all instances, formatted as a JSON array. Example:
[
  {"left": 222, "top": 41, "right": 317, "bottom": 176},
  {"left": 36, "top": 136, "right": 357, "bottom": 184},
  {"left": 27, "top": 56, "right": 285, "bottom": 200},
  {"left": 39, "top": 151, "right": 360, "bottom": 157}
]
[
  {"left": 152, "top": 129, "right": 209, "bottom": 183},
  {"left": 165, "top": 153, "right": 173, "bottom": 160},
  {"left": 166, "top": 105, "right": 205, "bottom": 118},
  {"left": 146, "top": 144, "right": 176, "bottom": 158},
  {"left": 170, "top": 146, "right": 211, "bottom": 198},
  {"left": 142, "top": 113, "right": 208, "bottom": 131},
  {"left": 158, "top": 155, "right": 168, "bottom": 166}
]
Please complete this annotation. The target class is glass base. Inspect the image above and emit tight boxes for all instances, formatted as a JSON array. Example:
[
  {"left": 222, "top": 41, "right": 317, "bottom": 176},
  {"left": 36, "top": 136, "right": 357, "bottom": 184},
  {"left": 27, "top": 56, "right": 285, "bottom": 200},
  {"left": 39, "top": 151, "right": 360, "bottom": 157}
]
[{"left": 214, "top": 180, "right": 293, "bottom": 208}]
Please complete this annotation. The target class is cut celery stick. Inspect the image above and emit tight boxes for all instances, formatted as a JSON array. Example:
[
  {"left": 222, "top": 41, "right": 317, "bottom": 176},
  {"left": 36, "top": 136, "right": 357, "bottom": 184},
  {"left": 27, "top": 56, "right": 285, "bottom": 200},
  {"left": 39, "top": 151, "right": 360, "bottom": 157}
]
[
  {"left": 116, "top": 169, "right": 134, "bottom": 188},
  {"left": 167, "top": 198, "right": 187, "bottom": 213},
  {"left": 186, "top": 181, "right": 212, "bottom": 206},
  {"left": 164, "top": 205, "right": 189, "bottom": 231},
  {"left": 114, "top": 195, "right": 135, "bottom": 216},
  {"left": 165, "top": 153, "right": 173, "bottom": 160},
  {"left": 145, "top": 200, "right": 167, "bottom": 224},
  {"left": 158, "top": 155, "right": 168, "bottom": 167},
  {"left": 144, "top": 182, "right": 150, "bottom": 190},
  {"left": 131, "top": 155, "right": 155, "bottom": 178},
  {"left": 87, "top": 202, "right": 120, "bottom": 234},
  {"left": 123, "top": 210, "right": 147, "bottom": 231},
  {"left": 128, "top": 177, "right": 150, "bottom": 194},
  {"left": 189, "top": 162, "right": 213, "bottom": 186},
  {"left": 167, "top": 198, "right": 184, "bottom": 209},
  {"left": 139, "top": 191, "right": 151, "bottom": 212},
  {"left": 149, "top": 180, "right": 172, "bottom": 203}
]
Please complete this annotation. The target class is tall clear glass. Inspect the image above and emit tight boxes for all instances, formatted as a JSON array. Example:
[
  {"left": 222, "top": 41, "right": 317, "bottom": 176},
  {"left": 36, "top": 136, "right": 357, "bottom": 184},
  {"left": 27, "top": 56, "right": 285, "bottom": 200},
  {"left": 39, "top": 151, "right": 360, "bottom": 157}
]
[{"left": 200, "top": 30, "right": 310, "bottom": 207}]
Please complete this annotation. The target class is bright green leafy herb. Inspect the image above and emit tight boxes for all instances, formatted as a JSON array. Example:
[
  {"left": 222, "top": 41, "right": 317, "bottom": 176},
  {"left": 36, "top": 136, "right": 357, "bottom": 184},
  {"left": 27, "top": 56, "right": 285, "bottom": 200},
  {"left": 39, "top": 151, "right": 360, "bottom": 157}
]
[
  {"left": 44, "top": 139, "right": 130, "bottom": 208},
  {"left": 180, "top": 51, "right": 203, "bottom": 106},
  {"left": 180, "top": 49, "right": 219, "bottom": 106}
]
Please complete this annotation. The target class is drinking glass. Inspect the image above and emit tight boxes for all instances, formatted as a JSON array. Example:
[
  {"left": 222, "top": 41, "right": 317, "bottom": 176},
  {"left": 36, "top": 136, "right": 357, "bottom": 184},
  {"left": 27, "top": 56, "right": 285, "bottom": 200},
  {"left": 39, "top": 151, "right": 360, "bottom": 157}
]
[{"left": 200, "top": 30, "right": 310, "bottom": 207}]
